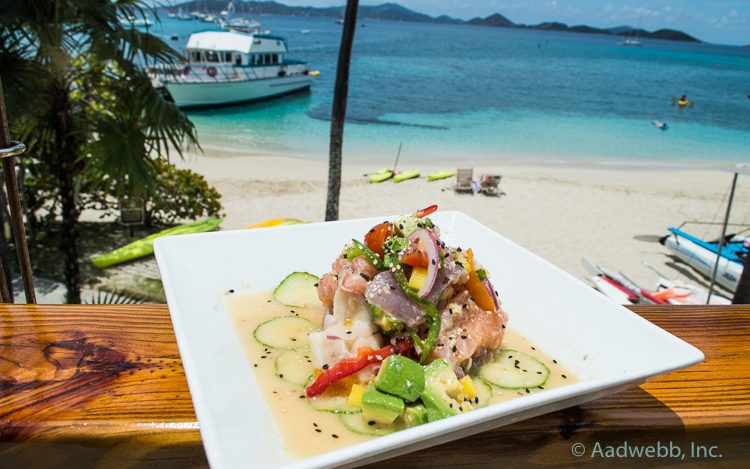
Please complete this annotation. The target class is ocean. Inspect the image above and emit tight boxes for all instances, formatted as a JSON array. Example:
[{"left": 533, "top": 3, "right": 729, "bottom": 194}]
[{"left": 150, "top": 15, "right": 750, "bottom": 166}]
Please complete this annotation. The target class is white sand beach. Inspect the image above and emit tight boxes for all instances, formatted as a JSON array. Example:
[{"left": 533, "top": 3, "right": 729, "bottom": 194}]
[{"left": 174, "top": 149, "right": 750, "bottom": 298}]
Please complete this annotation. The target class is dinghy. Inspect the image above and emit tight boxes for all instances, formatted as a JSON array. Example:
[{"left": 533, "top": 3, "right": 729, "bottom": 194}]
[{"left": 659, "top": 227, "right": 747, "bottom": 292}]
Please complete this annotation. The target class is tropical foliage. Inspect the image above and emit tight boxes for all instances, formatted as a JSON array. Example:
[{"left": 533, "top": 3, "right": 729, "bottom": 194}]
[{"left": 0, "top": 0, "right": 213, "bottom": 303}]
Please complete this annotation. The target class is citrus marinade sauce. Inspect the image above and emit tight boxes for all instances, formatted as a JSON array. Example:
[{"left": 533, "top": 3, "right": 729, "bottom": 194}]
[{"left": 225, "top": 291, "right": 576, "bottom": 459}]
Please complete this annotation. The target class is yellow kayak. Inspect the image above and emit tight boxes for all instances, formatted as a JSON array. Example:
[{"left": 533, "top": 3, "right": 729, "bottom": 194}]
[{"left": 393, "top": 170, "right": 420, "bottom": 183}]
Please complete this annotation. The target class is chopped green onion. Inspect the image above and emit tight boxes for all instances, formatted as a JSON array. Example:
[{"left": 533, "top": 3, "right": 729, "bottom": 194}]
[
  {"left": 476, "top": 268, "right": 487, "bottom": 281},
  {"left": 352, "top": 239, "right": 383, "bottom": 269}
]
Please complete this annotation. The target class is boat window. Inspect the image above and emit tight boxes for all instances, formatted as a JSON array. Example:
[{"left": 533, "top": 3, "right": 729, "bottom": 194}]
[
  {"left": 205, "top": 51, "right": 219, "bottom": 63},
  {"left": 191, "top": 51, "right": 201, "bottom": 62},
  {"left": 272, "top": 54, "right": 278, "bottom": 64},
  {"left": 235, "top": 55, "right": 242, "bottom": 65},
  {"left": 225, "top": 52, "right": 232, "bottom": 62}
]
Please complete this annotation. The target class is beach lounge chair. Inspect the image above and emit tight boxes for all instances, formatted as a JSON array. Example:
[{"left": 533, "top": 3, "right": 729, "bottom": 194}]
[
  {"left": 480, "top": 174, "right": 503, "bottom": 196},
  {"left": 455, "top": 168, "right": 474, "bottom": 193}
]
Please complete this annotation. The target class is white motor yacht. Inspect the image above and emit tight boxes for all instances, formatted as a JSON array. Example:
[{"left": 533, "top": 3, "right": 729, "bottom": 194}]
[{"left": 152, "top": 31, "right": 315, "bottom": 108}]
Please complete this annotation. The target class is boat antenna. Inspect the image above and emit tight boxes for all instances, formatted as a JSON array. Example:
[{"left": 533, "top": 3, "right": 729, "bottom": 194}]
[
  {"left": 707, "top": 172, "right": 738, "bottom": 304},
  {"left": 393, "top": 142, "right": 403, "bottom": 173}
]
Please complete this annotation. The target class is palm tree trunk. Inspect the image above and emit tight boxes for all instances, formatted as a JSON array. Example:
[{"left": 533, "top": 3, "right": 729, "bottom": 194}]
[
  {"left": 51, "top": 81, "right": 81, "bottom": 304},
  {"left": 325, "top": 0, "right": 360, "bottom": 221}
]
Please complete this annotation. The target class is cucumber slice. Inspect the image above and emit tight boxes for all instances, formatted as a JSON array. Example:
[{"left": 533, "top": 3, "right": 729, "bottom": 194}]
[
  {"left": 339, "top": 413, "right": 406, "bottom": 436},
  {"left": 253, "top": 316, "right": 316, "bottom": 349},
  {"left": 273, "top": 272, "right": 321, "bottom": 307},
  {"left": 309, "top": 393, "right": 361, "bottom": 414},
  {"left": 275, "top": 350, "right": 314, "bottom": 386},
  {"left": 473, "top": 378, "right": 493, "bottom": 407},
  {"left": 478, "top": 350, "right": 550, "bottom": 390}
]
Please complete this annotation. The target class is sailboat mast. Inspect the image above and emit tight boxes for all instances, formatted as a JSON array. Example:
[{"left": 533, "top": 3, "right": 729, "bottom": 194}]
[{"left": 707, "top": 172, "right": 738, "bottom": 304}]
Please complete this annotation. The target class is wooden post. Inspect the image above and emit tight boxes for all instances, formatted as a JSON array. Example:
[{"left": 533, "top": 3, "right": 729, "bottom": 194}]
[
  {"left": 325, "top": 0, "right": 359, "bottom": 221},
  {"left": 0, "top": 78, "right": 36, "bottom": 303}
]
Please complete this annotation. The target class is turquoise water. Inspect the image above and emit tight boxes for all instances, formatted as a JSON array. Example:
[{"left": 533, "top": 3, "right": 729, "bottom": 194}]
[{"left": 149, "top": 16, "right": 750, "bottom": 165}]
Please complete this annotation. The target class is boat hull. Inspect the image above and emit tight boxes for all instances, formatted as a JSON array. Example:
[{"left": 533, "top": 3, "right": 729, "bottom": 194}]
[
  {"left": 661, "top": 233, "right": 743, "bottom": 292},
  {"left": 164, "top": 75, "right": 313, "bottom": 108}
]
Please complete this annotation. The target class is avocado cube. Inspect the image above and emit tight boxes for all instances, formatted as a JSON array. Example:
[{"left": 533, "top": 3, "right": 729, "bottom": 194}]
[
  {"left": 403, "top": 404, "right": 428, "bottom": 427},
  {"left": 361, "top": 385, "right": 405, "bottom": 424},
  {"left": 375, "top": 354, "right": 425, "bottom": 402},
  {"left": 420, "top": 358, "right": 461, "bottom": 421}
]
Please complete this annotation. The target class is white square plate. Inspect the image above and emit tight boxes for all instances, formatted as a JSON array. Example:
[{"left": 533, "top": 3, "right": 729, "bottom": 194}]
[{"left": 155, "top": 211, "right": 703, "bottom": 469}]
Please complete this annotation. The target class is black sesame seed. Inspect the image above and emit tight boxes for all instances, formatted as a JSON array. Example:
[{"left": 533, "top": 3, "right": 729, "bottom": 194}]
[
  {"left": 531, "top": 346, "right": 536, "bottom": 350},
  {"left": 332, "top": 434, "right": 339, "bottom": 439},
  {"left": 368, "top": 421, "right": 376, "bottom": 426},
  {"left": 459, "top": 406, "right": 463, "bottom": 412},
  {"left": 299, "top": 395, "right": 305, "bottom": 399},
  {"left": 315, "top": 428, "right": 322, "bottom": 433},
  {"left": 525, "top": 388, "right": 530, "bottom": 393},
  {"left": 279, "top": 374, "right": 284, "bottom": 378},
  {"left": 452, "top": 345, "right": 457, "bottom": 353},
  {"left": 536, "top": 371, "right": 542, "bottom": 374},
  {"left": 431, "top": 259, "right": 436, "bottom": 265},
  {"left": 553, "top": 359, "right": 558, "bottom": 364},
  {"left": 346, "top": 331, "right": 352, "bottom": 335},
  {"left": 313, "top": 423, "right": 318, "bottom": 427},
  {"left": 291, "top": 338, "right": 297, "bottom": 342},
  {"left": 461, "top": 335, "right": 467, "bottom": 339},
  {"left": 539, "top": 386, "right": 545, "bottom": 389},
  {"left": 253, "top": 364, "right": 258, "bottom": 368},
  {"left": 267, "top": 299, "right": 272, "bottom": 302},
  {"left": 228, "top": 289, "right": 235, "bottom": 293},
  {"left": 313, "top": 283, "right": 319, "bottom": 287},
  {"left": 360, "top": 272, "right": 371, "bottom": 281},
  {"left": 474, "top": 397, "right": 479, "bottom": 404},
  {"left": 322, "top": 364, "right": 329, "bottom": 370},
  {"left": 562, "top": 374, "right": 567, "bottom": 379},
  {"left": 457, "top": 247, "right": 462, "bottom": 252},
  {"left": 449, "top": 403, "right": 453, "bottom": 408},
  {"left": 502, "top": 324, "right": 506, "bottom": 329}
]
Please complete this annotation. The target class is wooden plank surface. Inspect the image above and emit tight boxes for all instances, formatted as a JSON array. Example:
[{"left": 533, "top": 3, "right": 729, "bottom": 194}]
[{"left": 0, "top": 304, "right": 748, "bottom": 468}]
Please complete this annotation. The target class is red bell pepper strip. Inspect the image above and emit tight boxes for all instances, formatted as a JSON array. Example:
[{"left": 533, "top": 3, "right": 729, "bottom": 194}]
[
  {"left": 305, "top": 340, "right": 411, "bottom": 398},
  {"left": 414, "top": 204, "right": 438, "bottom": 218}
]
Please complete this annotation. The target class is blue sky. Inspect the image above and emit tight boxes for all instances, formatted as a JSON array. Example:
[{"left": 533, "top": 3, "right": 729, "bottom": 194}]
[{"left": 266, "top": 1, "right": 750, "bottom": 45}]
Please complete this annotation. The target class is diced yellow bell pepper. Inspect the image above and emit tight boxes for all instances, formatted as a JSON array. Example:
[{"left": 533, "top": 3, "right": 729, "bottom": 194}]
[
  {"left": 459, "top": 376, "right": 478, "bottom": 400},
  {"left": 348, "top": 383, "right": 366, "bottom": 408},
  {"left": 408, "top": 267, "right": 428, "bottom": 291}
]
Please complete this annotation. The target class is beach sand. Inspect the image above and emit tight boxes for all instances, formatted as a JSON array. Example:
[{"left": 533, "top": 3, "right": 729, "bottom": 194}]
[{"left": 171, "top": 149, "right": 749, "bottom": 299}]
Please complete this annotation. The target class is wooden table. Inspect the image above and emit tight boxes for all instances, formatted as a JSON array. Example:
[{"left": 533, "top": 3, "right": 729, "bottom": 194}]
[{"left": 1, "top": 305, "right": 748, "bottom": 468}]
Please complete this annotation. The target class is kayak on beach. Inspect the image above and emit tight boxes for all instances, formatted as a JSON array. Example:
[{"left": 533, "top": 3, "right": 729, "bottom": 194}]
[
  {"left": 393, "top": 170, "right": 419, "bottom": 183},
  {"left": 369, "top": 168, "right": 394, "bottom": 183},
  {"left": 428, "top": 170, "right": 456, "bottom": 181},
  {"left": 92, "top": 217, "right": 223, "bottom": 268}
]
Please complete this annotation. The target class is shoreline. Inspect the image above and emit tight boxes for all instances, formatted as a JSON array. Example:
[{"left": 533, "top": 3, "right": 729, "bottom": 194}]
[
  {"left": 170, "top": 149, "right": 748, "bottom": 300},
  {"left": 192, "top": 142, "right": 750, "bottom": 174}
]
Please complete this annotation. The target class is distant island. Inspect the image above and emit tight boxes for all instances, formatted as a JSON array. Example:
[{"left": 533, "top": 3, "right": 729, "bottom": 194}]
[{"left": 173, "top": 1, "right": 701, "bottom": 43}]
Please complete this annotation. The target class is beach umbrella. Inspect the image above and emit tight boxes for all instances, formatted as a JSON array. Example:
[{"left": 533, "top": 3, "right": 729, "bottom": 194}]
[{"left": 325, "top": 0, "right": 360, "bottom": 221}]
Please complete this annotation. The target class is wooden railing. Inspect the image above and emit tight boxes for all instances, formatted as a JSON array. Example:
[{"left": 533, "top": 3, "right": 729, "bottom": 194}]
[{"left": 0, "top": 304, "right": 748, "bottom": 467}]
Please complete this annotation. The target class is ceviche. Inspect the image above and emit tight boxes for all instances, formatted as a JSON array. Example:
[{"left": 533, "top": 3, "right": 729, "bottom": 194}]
[{"left": 226, "top": 206, "right": 572, "bottom": 455}]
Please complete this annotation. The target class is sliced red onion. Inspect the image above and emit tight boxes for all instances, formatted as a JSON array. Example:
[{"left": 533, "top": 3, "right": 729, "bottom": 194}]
[
  {"left": 326, "top": 335, "right": 341, "bottom": 340},
  {"left": 408, "top": 228, "right": 439, "bottom": 297},
  {"left": 482, "top": 278, "right": 500, "bottom": 311}
]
